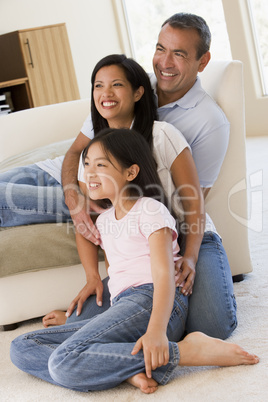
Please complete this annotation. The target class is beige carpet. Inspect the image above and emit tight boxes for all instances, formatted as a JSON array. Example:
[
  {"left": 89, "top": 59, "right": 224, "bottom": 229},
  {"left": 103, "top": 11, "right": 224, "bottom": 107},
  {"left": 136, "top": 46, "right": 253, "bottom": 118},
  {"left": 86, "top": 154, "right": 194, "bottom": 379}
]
[{"left": 1, "top": 136, "right": 267, "bottom": 402}]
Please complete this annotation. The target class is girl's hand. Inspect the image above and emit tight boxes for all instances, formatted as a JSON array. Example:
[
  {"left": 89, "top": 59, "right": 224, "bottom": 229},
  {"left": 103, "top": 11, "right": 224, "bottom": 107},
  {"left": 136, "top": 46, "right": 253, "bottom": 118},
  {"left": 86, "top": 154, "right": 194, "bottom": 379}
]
[
  {"left": 175, "top": 256, "right": 196, "bottom": 296},
  {"left": 66, "top": 277, "right": 104, "bottom": 318},
  {"left": 131, "top": 331, "right": 169, "bottom": 379}
]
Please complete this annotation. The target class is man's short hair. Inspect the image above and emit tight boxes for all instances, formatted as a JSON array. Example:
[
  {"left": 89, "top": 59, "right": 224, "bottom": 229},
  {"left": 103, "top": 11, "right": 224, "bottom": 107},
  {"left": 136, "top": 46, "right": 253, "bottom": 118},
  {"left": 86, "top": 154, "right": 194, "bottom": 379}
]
[{"left": 162, "top": 13, "right": 211, "bottom": 59}]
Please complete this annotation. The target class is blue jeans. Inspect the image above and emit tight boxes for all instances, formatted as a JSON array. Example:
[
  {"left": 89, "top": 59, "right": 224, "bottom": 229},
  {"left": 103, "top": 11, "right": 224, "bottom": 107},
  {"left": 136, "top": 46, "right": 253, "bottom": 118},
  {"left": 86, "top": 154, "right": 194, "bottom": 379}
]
[
  {"left": 67, "top": 232, "right": 237, "bottom": 340},
  {"left": 0, "top": 165, "right": 70, "bottom": 226},
  {"left": 10, "top": 285, "right": 188, "bottom": 391}
]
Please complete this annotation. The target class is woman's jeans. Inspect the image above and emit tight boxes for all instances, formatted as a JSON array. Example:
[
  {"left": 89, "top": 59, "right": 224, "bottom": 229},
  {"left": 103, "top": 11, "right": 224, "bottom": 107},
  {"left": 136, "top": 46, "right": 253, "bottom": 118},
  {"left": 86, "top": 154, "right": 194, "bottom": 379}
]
[
  {"left": 0, "top": 165, "right": 70, "bottom": 226},
  {"left": 67, "top": 232, "right": 237, "bottom": 340},
  {"left": 11, "top": 285, "right": 188, "bottom": 392}
]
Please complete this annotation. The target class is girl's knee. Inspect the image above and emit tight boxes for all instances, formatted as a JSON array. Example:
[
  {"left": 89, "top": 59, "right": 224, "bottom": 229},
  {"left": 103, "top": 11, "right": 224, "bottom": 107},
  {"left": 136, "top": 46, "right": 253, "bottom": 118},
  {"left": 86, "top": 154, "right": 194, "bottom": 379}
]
[{"left": 10, "top": 335, "right": 30, "bottom": 370}]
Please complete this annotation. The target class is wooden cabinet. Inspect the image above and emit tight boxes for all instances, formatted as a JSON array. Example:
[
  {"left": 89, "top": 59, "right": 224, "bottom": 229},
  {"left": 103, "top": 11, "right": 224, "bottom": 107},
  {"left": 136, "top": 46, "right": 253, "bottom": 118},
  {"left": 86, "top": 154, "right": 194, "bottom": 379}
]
[{"left": 0, "top": 23, "right": 80, "bottom": 111}]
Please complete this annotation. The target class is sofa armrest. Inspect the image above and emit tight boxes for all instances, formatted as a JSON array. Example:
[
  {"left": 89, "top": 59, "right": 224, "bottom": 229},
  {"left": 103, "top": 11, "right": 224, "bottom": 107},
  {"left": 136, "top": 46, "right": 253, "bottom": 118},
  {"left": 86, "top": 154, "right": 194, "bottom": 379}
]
[{"left": 0, "top": 99, "right": 90, "bottom": 162}]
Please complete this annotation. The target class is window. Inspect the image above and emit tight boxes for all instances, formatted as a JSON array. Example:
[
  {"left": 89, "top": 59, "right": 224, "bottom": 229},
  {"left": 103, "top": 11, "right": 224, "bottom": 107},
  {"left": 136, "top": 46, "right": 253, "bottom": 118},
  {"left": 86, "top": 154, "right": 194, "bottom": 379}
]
[
  {"left": 123, "top": 0, "right": 232, "bottom": 72},
  {"left": 248, "top": 0, "right": 268, "bottom": 95}
]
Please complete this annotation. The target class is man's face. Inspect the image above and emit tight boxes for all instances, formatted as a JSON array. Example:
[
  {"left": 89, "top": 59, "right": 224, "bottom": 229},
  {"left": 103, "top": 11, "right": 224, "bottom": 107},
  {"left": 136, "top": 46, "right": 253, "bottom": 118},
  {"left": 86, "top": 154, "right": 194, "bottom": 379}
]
[{"left": 153, "top": 24, "right": 210, "bottom": 105}]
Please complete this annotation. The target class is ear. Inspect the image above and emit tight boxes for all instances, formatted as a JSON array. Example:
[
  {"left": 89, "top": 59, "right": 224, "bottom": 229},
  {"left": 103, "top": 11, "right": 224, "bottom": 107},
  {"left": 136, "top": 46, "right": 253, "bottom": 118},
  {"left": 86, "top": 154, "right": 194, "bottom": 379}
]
[
  {"left": 134, "top": 86, "right": 145, "bottom": 102},
  {"left": 126, "top": 164, "right": 140, "bottom": 182},
  {"left": 198, "top": 51, "right": 211, "bottom": 73}
]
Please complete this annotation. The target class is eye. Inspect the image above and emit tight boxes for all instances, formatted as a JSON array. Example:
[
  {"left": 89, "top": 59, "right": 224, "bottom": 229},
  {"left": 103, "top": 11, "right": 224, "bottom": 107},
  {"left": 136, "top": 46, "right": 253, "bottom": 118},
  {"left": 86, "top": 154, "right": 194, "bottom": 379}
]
[
  {"left": 97, "top": 163, "right": 106, "bottom": 167},
  {"left": 113, "top": 82, "right": 123, "bottom": 87},
  {"left": 175, "top": 52, "right": 185, "bottom": 58},
  {"left": 156, "top": 46, "right": 164, "bottom": 52},
  {"left": 94, "top": 83, "right": 102, "bottom": 88},
  {"left": 84, "top": 161, "right": 89, "bottom": 166}
]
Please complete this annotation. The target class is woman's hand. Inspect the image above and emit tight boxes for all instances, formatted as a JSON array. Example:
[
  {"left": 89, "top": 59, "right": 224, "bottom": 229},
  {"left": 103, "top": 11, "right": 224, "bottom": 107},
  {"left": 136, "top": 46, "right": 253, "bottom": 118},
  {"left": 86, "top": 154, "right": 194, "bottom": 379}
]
[
  {"left": 66, "top": 276, "right": 104, "bottom": 318},
  {"left": 69, "top": 192, "right": 104, "bottom": 245},
  {"left": 175, "top": 256, "right": 196, "bottom": 296},
  {"left": 131, "top": 331, "right": 169, "bottom": 379}
]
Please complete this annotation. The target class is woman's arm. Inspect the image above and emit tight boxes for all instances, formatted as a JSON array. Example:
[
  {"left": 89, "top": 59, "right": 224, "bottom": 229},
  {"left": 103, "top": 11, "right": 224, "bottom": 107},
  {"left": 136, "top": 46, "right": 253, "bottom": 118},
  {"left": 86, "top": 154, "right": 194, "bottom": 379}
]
[
  {"left": 131, "top": 228, "right": 175, "bottom": 378},
  {"left": 62, "top": 132, "right": 101, "bottom": 245},
  {"left": 170, "top": 147, "right": 205, "bottom": 296}
]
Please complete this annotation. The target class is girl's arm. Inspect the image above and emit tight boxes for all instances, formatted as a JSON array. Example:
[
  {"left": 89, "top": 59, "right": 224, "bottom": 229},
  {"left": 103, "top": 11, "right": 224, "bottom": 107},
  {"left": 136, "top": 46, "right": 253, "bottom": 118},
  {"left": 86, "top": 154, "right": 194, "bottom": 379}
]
[
  {"left": 131, "top": 227, "right": 176, "bottom": 378},
  {"left": 65, "top": 180, "right": 105, "bottom": 318},
  {"left": 170, "top": 148, "right": 205, "bottom": 296},
  {"left": 65, "top": 232, "right": 103, "bottom": 318}
]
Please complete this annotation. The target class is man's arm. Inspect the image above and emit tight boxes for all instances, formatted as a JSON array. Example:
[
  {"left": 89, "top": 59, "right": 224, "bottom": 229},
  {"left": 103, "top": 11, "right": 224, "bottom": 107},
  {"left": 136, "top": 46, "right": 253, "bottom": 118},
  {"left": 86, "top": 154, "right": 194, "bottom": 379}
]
[{"left": 61, "top": 132, "right": 101, "bottom": 244}]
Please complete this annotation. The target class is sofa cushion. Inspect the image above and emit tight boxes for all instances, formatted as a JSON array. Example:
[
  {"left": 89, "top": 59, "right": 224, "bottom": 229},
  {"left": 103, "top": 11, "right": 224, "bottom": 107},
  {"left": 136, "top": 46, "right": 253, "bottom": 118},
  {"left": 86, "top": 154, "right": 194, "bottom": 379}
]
[{"left": 0, "top": 139, "right": 81, "bottom": 278}]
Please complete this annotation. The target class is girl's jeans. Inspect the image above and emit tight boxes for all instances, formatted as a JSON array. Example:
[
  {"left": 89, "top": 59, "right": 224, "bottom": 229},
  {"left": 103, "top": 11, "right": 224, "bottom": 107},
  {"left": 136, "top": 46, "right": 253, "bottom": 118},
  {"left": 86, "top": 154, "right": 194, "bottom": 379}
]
[
  {"left": 10, "top": 285, "right": 188, "bottom": 392},
  {"left": 0, "top": 165, "right": 70, "bottom": 226},
  {"left": 67, "top": 232, "right": 237, "bottom": 340}
]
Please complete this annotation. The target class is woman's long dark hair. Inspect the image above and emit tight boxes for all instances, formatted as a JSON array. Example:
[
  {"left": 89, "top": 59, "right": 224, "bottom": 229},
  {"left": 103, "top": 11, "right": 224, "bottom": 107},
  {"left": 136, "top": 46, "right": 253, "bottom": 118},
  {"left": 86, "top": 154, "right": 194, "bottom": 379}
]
[
  {"left": 83, "top": 128, "right": 171, "bottom": 210},
  {"left": 91, "top": 54, "right": 158, "bottom": 149}
]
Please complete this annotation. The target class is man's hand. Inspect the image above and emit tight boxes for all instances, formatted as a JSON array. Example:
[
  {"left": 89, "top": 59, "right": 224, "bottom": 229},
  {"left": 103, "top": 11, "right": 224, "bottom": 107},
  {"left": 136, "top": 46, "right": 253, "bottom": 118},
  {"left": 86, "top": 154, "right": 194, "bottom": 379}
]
[
  {"left": 175, "top": 256, "right": 196, "bottom": 296},
  {"left": 131, "top": 331, "right": 169, "bottom": 379},
  {"left": 66, "top": 276, "right": 104, "bottom": 318}
]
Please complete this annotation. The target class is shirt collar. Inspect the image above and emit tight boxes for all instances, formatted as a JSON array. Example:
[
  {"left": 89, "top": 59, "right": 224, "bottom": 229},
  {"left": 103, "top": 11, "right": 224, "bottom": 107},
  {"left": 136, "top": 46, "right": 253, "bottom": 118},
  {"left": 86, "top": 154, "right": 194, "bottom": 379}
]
[{"left": 150, "top": 74, "right": 205, "bottom": 110}]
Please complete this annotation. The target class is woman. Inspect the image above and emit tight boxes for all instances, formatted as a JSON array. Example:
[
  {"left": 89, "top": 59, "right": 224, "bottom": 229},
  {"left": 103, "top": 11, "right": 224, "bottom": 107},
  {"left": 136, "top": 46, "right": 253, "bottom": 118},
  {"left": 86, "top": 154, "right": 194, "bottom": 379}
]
[{"left": 43, "top": 55, "right": 237, "bottom": 343}]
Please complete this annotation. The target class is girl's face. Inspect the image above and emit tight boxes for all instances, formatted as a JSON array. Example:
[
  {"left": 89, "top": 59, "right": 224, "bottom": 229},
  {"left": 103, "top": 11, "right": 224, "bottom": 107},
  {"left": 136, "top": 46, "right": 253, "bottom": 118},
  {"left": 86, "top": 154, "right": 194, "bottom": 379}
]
[
  {"left": 93, "top": 65, "right": 144, "bottom": 129},
  {"left": 84, "top": 141, "right": 133, "bottom": 206}
]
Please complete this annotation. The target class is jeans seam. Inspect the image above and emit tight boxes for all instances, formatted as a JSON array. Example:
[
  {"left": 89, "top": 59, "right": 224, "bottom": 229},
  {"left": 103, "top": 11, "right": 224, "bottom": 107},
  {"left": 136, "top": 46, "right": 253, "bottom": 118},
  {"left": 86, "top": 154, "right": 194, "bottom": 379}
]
[
  {"left": 215, "top": 238, "right": 237, "bottom": 330},
  {"left": 154, "top": 342, "right": 180, "bottom": 385}
]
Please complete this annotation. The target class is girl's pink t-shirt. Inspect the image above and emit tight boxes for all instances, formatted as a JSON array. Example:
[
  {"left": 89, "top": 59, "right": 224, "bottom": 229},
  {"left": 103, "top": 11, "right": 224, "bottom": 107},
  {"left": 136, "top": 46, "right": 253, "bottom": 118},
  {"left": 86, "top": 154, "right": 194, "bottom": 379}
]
[{"left": 96, "top": 197, "right": 179, "bottom": 302}]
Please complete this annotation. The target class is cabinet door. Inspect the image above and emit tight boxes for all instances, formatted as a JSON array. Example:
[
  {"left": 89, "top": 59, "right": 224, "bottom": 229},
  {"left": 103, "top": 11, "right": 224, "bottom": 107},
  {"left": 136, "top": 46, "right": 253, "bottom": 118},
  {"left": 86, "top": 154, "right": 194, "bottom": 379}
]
[{"left": 19, "top": 25, "right": 80, "bottom": 107}]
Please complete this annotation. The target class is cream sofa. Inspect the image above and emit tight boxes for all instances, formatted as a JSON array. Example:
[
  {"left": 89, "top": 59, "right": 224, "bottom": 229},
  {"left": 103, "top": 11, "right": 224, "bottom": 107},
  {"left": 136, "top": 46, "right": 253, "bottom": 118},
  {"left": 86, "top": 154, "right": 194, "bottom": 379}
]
[{"left": 0, "top": 60, "right": 252, "bottom": 329}]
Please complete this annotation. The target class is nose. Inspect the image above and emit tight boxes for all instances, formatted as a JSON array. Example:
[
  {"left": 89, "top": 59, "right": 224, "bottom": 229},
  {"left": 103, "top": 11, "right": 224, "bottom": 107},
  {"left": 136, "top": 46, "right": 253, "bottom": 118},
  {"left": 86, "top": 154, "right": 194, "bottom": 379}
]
[
  {"left": 159, "top": 52, "right": 174, "bottom": 69},
  {"left": 84, "top": 166, "right": 96, "bottom": 182},
  {"left": 101, "top": 85, "right": 114, "bottom": 98}
]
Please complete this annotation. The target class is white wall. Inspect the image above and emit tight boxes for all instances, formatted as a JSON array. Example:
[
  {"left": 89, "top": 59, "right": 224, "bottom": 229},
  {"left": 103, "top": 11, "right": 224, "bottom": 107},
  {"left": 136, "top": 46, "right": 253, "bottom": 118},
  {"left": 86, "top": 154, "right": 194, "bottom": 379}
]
[
  {"left": 222, "top": 0, "right": 268, "bottom": 137},
  {"left": 0, "top": 0, "right": 124, "bottom": 99}
]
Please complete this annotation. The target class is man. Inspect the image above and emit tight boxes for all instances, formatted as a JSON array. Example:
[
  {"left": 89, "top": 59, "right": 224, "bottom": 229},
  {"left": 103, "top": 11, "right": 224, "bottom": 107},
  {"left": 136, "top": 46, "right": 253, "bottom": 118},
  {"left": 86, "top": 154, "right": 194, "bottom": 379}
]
[{"left": 1, "top": 13, "right": 236, "bottom": 339}]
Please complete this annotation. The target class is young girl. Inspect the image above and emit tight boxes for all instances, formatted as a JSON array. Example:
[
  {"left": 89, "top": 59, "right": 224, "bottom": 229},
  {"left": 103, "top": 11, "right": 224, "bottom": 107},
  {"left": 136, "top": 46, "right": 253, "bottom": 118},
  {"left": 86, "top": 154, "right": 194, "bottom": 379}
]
[{"left": 10, "top": 128, "right": 259, "bottom": 394}]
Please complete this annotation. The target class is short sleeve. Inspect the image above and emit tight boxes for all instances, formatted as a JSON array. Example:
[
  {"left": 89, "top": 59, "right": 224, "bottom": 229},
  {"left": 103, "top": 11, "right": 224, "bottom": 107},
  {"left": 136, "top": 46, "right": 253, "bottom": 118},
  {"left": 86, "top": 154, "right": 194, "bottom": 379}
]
[
  {"left": 77, "top": 152, "right": 85, "bottom": 182},
  {"left": 81, "top": 114, "right": 94, "bottom": 139},
  {"left": 138, "top": 198, "right": 177, "bottom": 241},
  {"left": 153, "top": 121, "right": 191, "bottom": 172}
]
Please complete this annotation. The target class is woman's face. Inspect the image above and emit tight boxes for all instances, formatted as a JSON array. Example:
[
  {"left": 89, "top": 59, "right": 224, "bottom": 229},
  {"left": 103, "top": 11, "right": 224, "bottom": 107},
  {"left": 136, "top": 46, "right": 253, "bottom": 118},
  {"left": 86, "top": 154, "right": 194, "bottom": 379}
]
[{"left": 93, "top": 65, "right": 143, "bottom": 129}]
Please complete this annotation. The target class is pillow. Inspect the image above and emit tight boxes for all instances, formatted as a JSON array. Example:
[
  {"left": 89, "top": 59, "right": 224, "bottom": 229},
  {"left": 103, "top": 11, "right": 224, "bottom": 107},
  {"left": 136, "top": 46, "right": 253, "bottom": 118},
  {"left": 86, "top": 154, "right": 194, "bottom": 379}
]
[
  {"left": 0, "top": 223, "right": 80, "bottom": 278},
  {"left": 0, "top": 138, "right": 81, "bottom": 278}
]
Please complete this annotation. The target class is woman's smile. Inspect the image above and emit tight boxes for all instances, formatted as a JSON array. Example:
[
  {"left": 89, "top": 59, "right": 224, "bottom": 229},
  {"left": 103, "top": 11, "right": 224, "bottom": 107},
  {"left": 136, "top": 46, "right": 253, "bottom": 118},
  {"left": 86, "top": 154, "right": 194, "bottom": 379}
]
[
  {"left": 101, "top": 101, "right": 118, "bottom": 108},
  {"left": 93, "top": 65, "right": 143, "bottom": 128}
]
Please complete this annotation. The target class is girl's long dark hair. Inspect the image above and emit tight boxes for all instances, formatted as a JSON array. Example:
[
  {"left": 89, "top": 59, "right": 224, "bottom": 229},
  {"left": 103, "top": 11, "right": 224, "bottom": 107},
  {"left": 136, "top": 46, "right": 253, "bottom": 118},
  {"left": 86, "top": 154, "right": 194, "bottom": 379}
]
[
  {"left": 91, "top": 54, "right": 157, "bottom": 149},
  {"left": 83, "top": 128, "right": 171, "bottom": 211}
]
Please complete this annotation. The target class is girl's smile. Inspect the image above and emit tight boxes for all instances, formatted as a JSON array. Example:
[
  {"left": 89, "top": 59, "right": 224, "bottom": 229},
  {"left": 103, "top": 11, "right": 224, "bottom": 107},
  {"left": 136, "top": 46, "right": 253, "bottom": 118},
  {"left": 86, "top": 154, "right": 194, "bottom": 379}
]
[
  {"left": 84, "top": 142, "right": 130, "bottom": 204},
  {"left": 84, "top": 141, "right": 140, "bottom": 219}
]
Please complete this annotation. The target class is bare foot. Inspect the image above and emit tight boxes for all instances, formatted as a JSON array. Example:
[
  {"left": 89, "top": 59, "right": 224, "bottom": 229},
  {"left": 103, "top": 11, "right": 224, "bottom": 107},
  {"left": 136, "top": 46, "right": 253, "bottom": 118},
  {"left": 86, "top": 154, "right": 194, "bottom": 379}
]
[
  {"left": 178, "top": 332, "right": 259, "bottom": 367},
  {"left": 42, "top": 310, "right": 67, "bottom": 328},
  {"left": 126, "top": 372, "right": 158, "bottom": 394}
]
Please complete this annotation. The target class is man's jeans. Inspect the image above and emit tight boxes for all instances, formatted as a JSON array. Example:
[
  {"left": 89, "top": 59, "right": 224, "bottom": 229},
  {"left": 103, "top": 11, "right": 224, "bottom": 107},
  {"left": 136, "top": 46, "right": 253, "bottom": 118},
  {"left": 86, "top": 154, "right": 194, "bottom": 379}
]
[
  {"left": 10, "top": 285, "right": 188, "bottom": 391},
  {"left": 67, "top": 232, "right": 238, "bottom": 340},
  {"left": 0, "top": 165, "right": 70, "bottom": 226}
]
